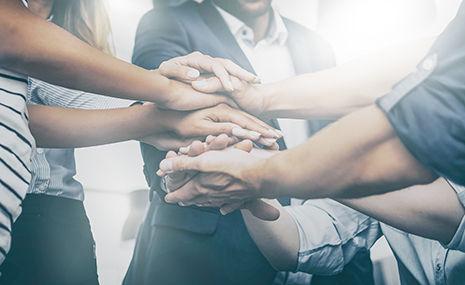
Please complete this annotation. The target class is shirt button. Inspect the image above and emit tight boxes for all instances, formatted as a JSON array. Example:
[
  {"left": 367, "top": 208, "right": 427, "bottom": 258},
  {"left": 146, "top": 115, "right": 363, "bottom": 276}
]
[
  {"left": 36, "top": 148, "right": 44, "bottom": 154},
  {"left": 38, "top": 184, "right": 46, "bottom": 191},
  {"left": 242, "top": 30, "right": 247, "bottom": 36},
  {"left": 422, "top": 58, "right": 435, "bottom": 71}
]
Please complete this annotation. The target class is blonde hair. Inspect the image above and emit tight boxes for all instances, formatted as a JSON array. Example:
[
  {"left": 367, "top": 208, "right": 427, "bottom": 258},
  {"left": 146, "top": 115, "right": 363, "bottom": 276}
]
[{"left": 51, "top": 0, "right": 114, "bottom": 54}]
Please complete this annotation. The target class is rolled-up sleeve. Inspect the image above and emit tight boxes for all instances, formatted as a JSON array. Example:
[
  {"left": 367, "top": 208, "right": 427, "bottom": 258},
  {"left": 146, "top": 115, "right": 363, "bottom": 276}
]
[
  {"left": 376, "top": 2, "right": 465, "bottom": 186},
  {"left": 442, "top": 181, "right": 465, "bottom": 252},
  {"left": 284, "top": 199, "right": 382, "bottom": 276}
]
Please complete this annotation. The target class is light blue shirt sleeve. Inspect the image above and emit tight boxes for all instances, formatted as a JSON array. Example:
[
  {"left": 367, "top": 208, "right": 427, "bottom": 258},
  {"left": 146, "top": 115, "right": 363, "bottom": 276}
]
[
  {"left": 284, "top": 199, "right": 382, "bottom": 276},
  {"left": 442, "top": 181, "right": 465, "bottom": 252},
  {"left": 28, "top": 78, "right": 136, "bottom": 109}
]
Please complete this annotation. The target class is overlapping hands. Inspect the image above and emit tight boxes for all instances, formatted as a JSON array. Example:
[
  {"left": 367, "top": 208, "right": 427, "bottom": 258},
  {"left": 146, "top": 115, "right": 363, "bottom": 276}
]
[
  {"left": 157, "top": 134, "right": 281, "bottom": 221},
  {"left": 143, "top": 51, "right": 279, "bottom": 151}
]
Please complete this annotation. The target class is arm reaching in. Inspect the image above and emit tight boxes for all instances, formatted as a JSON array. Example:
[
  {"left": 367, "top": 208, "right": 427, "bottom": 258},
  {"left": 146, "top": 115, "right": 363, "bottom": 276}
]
[
  {"left": 192, "top": 37, "right": 436, "bottom": 120},
  {"left": 338, "top": 178, "right": 465, "bottom": 245},
  {"left": 159, "top": 105, "right": 437, "bottom": 212},
  {"left": 0, "top": 0, "right": 258, "bottom": 111},
  {"left": 28, "top": 103, "right": 280, "bottom": 149}
]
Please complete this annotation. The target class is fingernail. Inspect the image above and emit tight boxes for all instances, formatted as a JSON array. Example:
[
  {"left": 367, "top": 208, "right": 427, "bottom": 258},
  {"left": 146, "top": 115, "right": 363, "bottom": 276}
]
[
  {"left": 226, "top": 81, "right": 234, "bottom": 91},
  {"left": 193, "top": 79, "right": 207, "bottom": 88},
  {"left": 276, "top": 130, "right": 284, "bottom": 137},
  {"left": 165, "top": 196, "right": 174, "bottom": 203},
  {"left": 220, "top": 208, "right": 227, "bottom": 215},
  {"left": 179, "top": 146, "right": 189, "bottom": 153},
  {"left": 187, "top": 69, "right": 200, "bottom": 79},
  {"left": 179, "top": 202, "right": 186, "bottom": 206},
  {"left": 203, "top": 142, "right": 208, "bottom": 149},
  {"left": 160, "top": 160, "right": 173, "bottom": 173},
  {"left": 232, "top": 128, "right": 247, "bottom": 137},
  {"left": 264, "top": 138, "right": 277, "bottom": 144},
  {"left": 269, "top": 130, "right": 280, "bottom": 138},
  {"left": 249, "top": 131, "right": 261, "bottom": 138}
]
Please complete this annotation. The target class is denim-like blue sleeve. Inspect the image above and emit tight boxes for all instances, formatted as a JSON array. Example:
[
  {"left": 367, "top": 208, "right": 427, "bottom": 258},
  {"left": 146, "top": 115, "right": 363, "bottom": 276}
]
[
  {"left": 284, "top": 199, "right": 382, "bottom": 276},
  {"left": 376, "top": 2, "right": 465, "bottom": 186}
]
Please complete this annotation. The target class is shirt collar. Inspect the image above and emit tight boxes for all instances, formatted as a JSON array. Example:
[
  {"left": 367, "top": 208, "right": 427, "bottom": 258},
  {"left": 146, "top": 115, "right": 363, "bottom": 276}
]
[{"left": 214, "top": 4, "right": 289, "bottom": 47}]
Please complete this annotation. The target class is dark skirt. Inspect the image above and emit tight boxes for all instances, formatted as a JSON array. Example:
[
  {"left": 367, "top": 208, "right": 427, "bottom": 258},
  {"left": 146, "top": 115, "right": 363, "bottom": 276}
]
[{"left": 0, "top": 194, "right": 99, "bottom": 285}]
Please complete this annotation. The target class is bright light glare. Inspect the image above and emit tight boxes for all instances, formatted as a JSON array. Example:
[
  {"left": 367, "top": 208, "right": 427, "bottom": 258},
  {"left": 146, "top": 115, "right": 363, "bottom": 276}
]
[{"left": 317, "top": 0, "right": 437, "bottom": 63}]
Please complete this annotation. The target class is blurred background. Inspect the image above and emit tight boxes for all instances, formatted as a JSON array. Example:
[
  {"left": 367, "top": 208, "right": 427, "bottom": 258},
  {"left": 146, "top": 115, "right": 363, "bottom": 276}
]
[{"left": 77, "top": 0, "right": 463, "bottom": 284}]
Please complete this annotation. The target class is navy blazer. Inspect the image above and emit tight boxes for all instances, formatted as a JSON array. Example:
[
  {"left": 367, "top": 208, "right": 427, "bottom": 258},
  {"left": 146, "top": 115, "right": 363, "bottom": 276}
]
[{"left": 125, "top": 1, "right": 372, "bottom": 285}]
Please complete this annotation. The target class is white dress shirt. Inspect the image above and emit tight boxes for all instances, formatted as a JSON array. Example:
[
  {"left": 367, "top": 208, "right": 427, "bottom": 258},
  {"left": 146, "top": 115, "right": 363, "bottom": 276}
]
[{"left": 215, "top": 4, "right": 309, "bottom": 150}]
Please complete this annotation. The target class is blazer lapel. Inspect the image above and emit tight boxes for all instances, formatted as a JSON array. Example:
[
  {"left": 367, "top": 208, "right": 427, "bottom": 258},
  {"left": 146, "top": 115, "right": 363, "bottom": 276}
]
[
  {"left": 284, "top": 20, "right": 314, "bottom": 75},
  {"left": 198, "top": 0, "right": 256, "bottom": 74}
]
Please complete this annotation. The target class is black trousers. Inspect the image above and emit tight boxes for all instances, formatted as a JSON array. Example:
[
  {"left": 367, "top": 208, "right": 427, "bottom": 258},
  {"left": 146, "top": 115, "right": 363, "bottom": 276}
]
[{"left": 0, "top": 194, "right": 99, "bottom": 285}]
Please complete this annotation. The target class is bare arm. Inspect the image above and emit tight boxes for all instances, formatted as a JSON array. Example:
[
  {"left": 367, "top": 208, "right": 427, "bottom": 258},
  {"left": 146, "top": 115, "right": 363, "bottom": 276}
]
[
  {"left": 194, "top": 37, "right": 436, "bottom": 120},
  {"left": 161, "top": 105, "right": 438, "bottom": 210},
  {"left": 338, "top": 178, "right": 465, "bottom": 244},
  {"left": 242, "top": 199, "right": 299, "bottom": 271},
  {"left": 242, "top": 178, "right": 465, "bottom": 272},
  {"left": 260, "top": 37, "right": 436, "bottom": 119},
  {"left": 28, "top": 103, "right": 278, "bottom": 148},
  {"left": 0, "top": 0, "right": 257, "bottom": 110}
]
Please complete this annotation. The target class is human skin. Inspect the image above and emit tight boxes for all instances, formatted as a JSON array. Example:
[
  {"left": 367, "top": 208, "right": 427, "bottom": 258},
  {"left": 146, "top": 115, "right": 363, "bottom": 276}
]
[
  {"left": 0, "top": 0, "right": 261, "bottom": 111},
  {"left": 157, "top": 37, "right": 438, "bottom": 211},
  {"left": 163, "top": 136, "right": 464, "bottom": 271}
]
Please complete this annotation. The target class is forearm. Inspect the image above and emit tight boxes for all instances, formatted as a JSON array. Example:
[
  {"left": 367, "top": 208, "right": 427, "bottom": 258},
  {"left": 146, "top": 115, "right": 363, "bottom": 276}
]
[
  {"left": 28, "top": 104, "right": 166, "bottom": 148},
  {"left": 338, "top": 178, "right": 465, "bottom": 244},
  {"left": 0, "top": 0, "right": 170, "bottom": 103},
  {"left": 252, "top": 105, "right": 438, "bottom": 199},
  {"left": 261, "top": 37, "right": 436, "bottom": 120},
  {"left": 241, "top": 199, "right": 299, "bottom": 271}
]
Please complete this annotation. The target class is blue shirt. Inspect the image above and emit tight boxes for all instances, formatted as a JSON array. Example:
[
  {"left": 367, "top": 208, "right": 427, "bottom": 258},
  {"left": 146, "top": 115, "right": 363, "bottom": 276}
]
[
  {"left": 376, "top": 1, "right": 465, "bottom": 186},
  {"left": 286, "top": 182, "right": 465, "bottom": 284},
  {"left": 27, "top": 79, "right": 134, "bottom": 201}
]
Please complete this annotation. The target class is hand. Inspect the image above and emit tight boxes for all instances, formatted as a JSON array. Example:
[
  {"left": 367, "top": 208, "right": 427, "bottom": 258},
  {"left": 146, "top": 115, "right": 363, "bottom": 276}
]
[
  {"left": 158, "top": 51, "right": 260, "bottom": 92},
  {"left": 160, "top": 135, "right": 280, "bottom": 221},
  {"left": 191, "top": 76, "right": 269, "bottom": 120},
  {"left": 137, "top": 103, "right": 281, "bottom": 150}
]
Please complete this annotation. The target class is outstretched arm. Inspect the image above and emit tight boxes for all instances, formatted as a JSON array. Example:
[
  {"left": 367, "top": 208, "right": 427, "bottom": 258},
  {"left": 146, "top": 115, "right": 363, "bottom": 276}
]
[
  {"left": 338, "top": 178, "right": 465, "bottom": 244},
  {"left": 160, "top": 105, "right": 437, "bottom": 210},
  {"left": 0, "top": 0, "right": 257, "bottom": 111},
  {"left": 194, "top": 37, "right": 436, "bottom": 120},
  {"left": 28, "top": 103, "right": 279, "bottom": 148}
]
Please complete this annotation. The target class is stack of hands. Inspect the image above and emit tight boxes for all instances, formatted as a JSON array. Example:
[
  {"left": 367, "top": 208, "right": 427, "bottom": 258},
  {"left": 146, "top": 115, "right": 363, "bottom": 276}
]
[
  {"left": 140, "top": 51, "right": 281, "bottom": 150},
  {"left": 149, "top": 51, "right": 282, "bottom": 220}
]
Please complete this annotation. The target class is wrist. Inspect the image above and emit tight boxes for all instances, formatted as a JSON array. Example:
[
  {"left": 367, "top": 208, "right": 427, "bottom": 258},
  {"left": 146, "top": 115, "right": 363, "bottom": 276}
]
[
  {"left": 133, "top": 103, "right": 169, "bottom": 136},
  {"left": 243, "top": 157, "right": 279, "bottom": 199},
  {"left": 260, "top": 82, "right": 281, "bottom": 120}
]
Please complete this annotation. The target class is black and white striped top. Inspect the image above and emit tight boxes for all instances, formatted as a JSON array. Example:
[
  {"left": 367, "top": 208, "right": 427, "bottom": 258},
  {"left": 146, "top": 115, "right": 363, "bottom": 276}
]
[{"left": 0, "top": 67, "right": 35, "bottom": 264}]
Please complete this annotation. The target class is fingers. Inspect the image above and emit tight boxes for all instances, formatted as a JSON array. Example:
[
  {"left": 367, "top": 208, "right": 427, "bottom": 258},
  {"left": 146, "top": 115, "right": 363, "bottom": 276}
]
[
  {"left": 164, "top": 183, "right": 202, "bottom": 204},
  {"left": 191, "top": 77, "right": 223, "bottom": 93},
  {"left": 158, "top": 60, "right": 200, "bottom": 82},
  {"left": 205, "top": 134, "right": 229, "bottom": 151},
  {"left": 219, "top": 202, "right": 243, "bottom": 216},
  {"left": 216, "top": 58, "right": 260, "bottom": 83},
  {"left": 243, "top": 200, "right": 280, "bottom": 221},
  {"left": 203, "top": 104, "right": 280, "bottom": 140},
  {"left": 234, "top": 140, "right": 254, "bottom": 152},
  {"left": 187, "top": 141, "right": 206, "bottom": 156}
]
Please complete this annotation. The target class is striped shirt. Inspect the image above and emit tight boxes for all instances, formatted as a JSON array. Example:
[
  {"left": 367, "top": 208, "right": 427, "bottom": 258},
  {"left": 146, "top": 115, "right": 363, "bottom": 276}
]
[
  {"left": 27, "top": 79, "right": 134, "bottom": 201},
  {"left": 0, "top": 68, "right": 35, "bottom": 264}
]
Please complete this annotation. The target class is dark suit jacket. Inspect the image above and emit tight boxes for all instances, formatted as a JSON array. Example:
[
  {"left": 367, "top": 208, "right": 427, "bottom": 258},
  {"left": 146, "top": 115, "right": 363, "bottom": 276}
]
[{"left": 124, "top": 1, "right": 373, "bottom": 284}]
